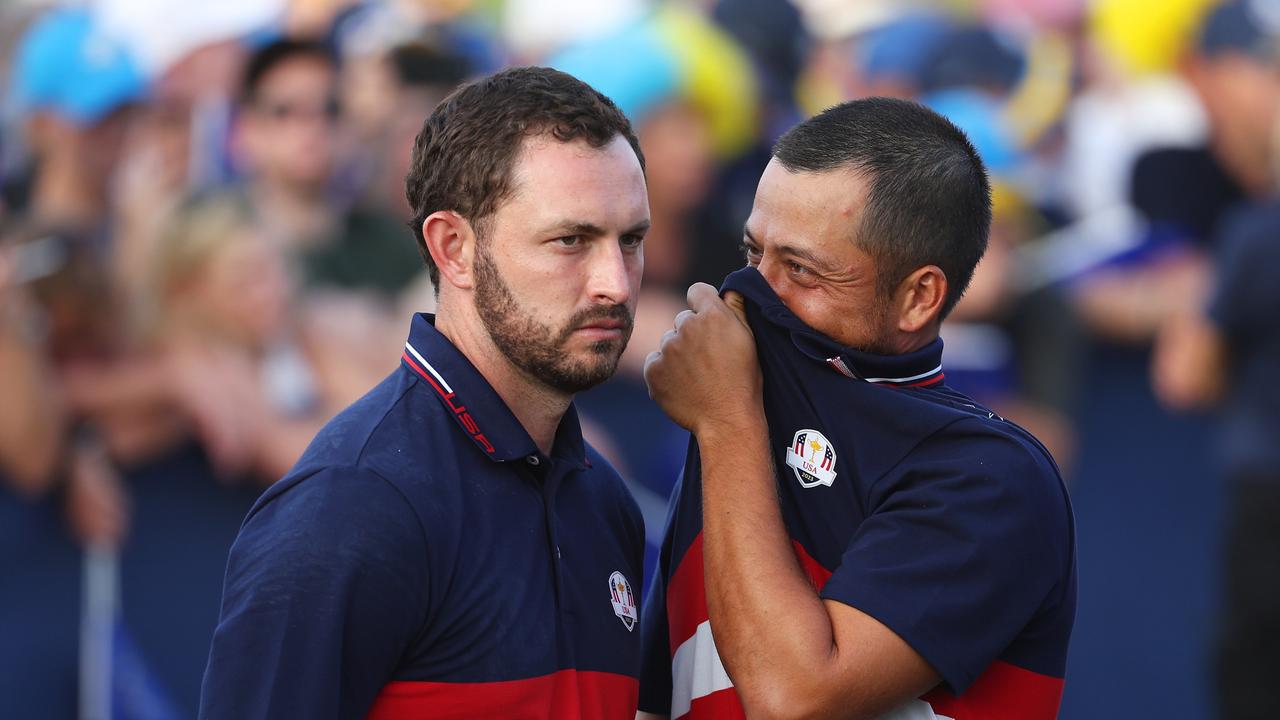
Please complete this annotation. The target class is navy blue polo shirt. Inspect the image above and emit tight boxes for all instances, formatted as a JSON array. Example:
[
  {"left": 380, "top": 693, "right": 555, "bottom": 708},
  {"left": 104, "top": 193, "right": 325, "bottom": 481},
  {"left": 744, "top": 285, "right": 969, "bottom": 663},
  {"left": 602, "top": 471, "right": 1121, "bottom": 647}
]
[
  {"left": 638, "top": 268, "right": 1076, "bottom": 719},
  {"left": 199, "top": 314, "right": 645, "bottom": 720}
]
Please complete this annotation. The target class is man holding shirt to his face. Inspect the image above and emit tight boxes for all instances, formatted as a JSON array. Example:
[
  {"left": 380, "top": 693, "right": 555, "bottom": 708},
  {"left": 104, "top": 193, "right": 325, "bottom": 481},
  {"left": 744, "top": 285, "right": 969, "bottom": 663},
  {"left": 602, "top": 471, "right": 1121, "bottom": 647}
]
[{"left": 639, "top": 98, "right": 1076, "bottom": 720}]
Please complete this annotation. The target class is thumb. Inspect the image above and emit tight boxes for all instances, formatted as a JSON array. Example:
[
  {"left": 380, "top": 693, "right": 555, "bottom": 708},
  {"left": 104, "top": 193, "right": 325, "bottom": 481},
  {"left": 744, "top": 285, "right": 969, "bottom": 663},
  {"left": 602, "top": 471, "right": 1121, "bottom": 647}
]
[{"left": 723, "top": 290, "right": 748, "bottom": 323}]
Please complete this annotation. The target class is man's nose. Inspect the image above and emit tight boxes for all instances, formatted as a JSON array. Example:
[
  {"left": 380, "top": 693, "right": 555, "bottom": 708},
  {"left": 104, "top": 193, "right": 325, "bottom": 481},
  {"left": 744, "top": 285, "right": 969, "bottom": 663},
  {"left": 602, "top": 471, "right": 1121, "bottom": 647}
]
[{"left": 588, "top": 240, "right": 637, "bottom": 305}]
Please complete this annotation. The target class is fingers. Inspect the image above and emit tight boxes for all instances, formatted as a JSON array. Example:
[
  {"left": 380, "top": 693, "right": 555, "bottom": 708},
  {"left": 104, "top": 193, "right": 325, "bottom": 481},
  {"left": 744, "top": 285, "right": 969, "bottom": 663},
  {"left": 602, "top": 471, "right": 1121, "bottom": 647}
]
[
  {"left": 686, "top": 282, "right": 720, "bottom": 312},
  {"left": 674, "top": 309, "right": 695, "bottom": 331},
  {"left": 685, "top": 284, "right": 750, "bottom": 326},
  {"left": 642, "top": 350, "right": 663, "bottom": 399}
]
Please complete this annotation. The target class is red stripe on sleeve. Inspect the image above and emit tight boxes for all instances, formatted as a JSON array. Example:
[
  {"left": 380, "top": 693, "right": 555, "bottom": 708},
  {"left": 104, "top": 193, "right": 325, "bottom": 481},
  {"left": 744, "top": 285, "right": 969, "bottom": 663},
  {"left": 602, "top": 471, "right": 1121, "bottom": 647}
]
[
  {"left": 922, "top": 660, "right": 1065, "bottom": 719},
  {"left": 367, "top": 669, "right": 638, "bottom": 720}
]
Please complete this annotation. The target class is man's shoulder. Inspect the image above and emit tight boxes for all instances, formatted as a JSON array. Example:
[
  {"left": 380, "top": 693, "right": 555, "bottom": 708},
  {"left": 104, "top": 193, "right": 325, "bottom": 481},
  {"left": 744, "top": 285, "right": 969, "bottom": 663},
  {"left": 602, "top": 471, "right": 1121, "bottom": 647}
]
[
  {"left": 921, "top": 395, "right": 1060, "bottom": 472},
  {"left": 258, "top": 365, "right": 466, "bottom": 522},
  {"left": 293, "top": 365, "right": 461, "bottom": 480},
  {"left": 227, "top": 461, "right": 429, "bottom": 596},
  {"left": 888, "top": 386, "right": 1066, "bottom": 495},
  {"left": 895, "top": 403, "right": 1072, "bottom": 543}
]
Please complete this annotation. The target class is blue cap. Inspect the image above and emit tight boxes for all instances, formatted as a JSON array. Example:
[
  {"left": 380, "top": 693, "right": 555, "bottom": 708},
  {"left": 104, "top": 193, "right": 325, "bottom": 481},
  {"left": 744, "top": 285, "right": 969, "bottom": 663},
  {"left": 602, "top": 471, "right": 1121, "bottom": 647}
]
[
  {"left": 918, "top": 24, "right": 1026, "bottom": 95},
  {"left": 859, "top": 14, "right": 953, "bottom": 87},
  {"left": 10, "top": 8, "right": 146, "bottom": 126},
  {"left": 549, "top": 19, "right": 680, "bottom": 125},
  {"left": 923, "top": 88, "right": 1022, "bottom": 175},
  {"left": 1198, "top": 0, "right": 1280, "bottom": 62}
]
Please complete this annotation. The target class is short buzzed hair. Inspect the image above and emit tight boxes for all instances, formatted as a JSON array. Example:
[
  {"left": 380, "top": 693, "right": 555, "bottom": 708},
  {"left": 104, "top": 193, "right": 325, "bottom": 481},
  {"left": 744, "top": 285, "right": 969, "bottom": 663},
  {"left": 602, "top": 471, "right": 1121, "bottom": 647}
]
[
  {"left": 773, "top": 97, "right": 991, "bottom": 319},
  {"left": 405, "top": 66, "right": 644, "bottom": 286}
]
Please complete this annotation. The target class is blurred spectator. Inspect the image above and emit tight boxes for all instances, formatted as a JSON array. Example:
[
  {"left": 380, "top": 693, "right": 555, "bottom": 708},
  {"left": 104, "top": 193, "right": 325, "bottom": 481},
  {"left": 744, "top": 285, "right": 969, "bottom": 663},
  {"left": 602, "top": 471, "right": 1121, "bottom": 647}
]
[
  {"left": 847, "top": 12, "right": 954, "bottom": 99},
  {"left": 0, "top": 239, "right": 62, "bottom": 495},
  {"left": 918, "top": 22, "right": 1027, "bottom": 96},
  {"left": 151, "top": 193, "right": 395, "bottom": 481},
  {"left": 712, "top": 0, "right": 808, "bottom": 140},
  {"left": 347, "top": 37, "right": 473, "bottom": 219},
  {"left": 5, "top": 7, "right": 144, "bottom": 233},
  {"left": 111, "top": 37, "right": 252, "bottom": 308},
  {"left": 0, "top": 7, "right": 168, "bottom": 526},
  {"left": 1074, "top": 0, "right": 1280, "bottom": 342},
  {"left": 1153, "top": 198, "right": 1280, "bottom": 720},
  {"left": 230, "top": 37, "right": 422, "bottom": 301}
]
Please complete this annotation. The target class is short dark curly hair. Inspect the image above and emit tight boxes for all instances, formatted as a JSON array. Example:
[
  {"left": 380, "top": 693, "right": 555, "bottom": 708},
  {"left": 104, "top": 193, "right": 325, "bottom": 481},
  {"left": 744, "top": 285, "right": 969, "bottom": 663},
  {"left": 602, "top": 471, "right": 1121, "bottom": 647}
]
[{"left": 405, "top": 66, "right": 644, "bottom": 286}]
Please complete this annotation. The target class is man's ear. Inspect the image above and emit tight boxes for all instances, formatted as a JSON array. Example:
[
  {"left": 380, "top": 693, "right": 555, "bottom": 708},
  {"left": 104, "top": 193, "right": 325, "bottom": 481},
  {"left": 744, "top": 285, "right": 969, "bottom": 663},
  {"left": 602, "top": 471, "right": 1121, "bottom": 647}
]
[
  {"left": 423, "top": 211, "right": 477, "bottom": 291},
  {"left": 894, "top": 265, "right": 947, "bottom": 333}
]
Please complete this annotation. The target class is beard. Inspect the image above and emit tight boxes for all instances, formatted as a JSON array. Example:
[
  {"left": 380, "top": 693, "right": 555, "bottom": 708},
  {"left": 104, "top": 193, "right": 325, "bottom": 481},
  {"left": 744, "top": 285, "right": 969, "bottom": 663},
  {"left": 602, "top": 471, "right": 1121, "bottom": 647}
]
[{"left": 473, "top": 243, "right": 633, "bottom": 394}]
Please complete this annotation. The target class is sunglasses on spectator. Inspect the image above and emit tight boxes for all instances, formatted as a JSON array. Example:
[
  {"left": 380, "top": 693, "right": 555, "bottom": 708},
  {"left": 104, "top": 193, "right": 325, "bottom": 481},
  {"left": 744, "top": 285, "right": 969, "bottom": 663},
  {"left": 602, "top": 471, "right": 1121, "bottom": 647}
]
[{"left": 255, "top": 96, "right": 341, "bottom": 122}]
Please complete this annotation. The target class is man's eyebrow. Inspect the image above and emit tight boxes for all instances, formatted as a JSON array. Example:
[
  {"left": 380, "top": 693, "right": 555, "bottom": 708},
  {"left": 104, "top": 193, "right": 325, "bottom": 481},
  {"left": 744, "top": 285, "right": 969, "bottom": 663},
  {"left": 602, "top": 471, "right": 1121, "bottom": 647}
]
[
  {"left": 742, "top": 226, "right": 838, "bottom": 273},
  {"left": 623, "top": 219, "right": 651, "bottom": 235},
  {"left": 538, "top": 220, "right": 651, "bottom": 237},
  {"left": 777, "top": 244, "right": 837, "bottom": 273}
]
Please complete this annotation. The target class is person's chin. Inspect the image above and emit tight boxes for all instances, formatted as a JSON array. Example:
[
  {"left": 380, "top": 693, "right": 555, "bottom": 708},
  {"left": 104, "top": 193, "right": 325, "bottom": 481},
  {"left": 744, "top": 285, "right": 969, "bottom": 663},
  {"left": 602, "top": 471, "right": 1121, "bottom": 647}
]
[{"left": 566, "top": 349, "right": 624, "bottom": 383}]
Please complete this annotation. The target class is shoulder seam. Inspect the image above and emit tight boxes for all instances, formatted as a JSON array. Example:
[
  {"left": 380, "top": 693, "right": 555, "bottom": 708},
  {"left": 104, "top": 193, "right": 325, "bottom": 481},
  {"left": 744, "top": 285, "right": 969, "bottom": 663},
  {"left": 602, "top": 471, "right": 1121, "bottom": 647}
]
[
  {"left": 353, "top": 369, "right": 420, "bottom": 466},
  {"left": 865, "top": 413, "right": 1061, "bottom": 497},
  {"left": 864, "top": 416, "right": 971, "bottom": 500}
]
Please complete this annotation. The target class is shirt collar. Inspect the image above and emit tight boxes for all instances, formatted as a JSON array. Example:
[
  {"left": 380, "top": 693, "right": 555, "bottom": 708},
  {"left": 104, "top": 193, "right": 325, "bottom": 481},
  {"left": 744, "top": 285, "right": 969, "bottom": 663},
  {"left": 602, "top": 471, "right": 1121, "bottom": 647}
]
[
  {"left": 720, "top": 267, "right": 946, "bottom": 388},
  {"left": 401, "top": 313, "right": 589, "bottom": 467}
]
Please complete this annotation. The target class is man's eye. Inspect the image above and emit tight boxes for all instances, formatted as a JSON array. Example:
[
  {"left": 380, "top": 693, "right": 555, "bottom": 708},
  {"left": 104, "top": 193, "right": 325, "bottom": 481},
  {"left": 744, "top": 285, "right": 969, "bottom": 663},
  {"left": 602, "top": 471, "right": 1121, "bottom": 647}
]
[
  {"left": 787, "top": 261, "right": 809, "bottom": 275},
  {"left": 739, "top": 243, "right": 761, "bottom": 262},
  {"left": 556, "top": 236, "right": 583, "bottom": 247},
  {"left": 621, "top": 234, "right": 643, "bottom": 249}
]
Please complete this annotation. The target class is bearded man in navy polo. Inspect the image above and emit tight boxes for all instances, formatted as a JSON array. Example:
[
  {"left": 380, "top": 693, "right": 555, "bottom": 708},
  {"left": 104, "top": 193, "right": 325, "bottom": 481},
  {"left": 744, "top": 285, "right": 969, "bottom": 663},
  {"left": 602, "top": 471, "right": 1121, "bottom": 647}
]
[{"left": 200, "top": 67, "right": 652, "bottom": 720}]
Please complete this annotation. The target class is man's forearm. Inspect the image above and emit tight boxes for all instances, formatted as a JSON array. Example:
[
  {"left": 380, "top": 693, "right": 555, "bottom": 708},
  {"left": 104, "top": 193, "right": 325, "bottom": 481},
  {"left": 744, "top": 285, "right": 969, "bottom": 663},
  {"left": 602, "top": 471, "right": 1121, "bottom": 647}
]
[{"left": 698, "top": 413, "right": 838, "bottom": 716}]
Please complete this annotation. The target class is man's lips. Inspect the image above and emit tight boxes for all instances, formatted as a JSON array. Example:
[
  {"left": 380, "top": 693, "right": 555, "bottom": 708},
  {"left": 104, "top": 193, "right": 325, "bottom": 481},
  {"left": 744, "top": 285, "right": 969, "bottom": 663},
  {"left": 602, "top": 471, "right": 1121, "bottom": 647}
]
[
  {"left": 572, "top": 317, "right": 631, "bottom": 340},
  {"left": 578, "top": 320, "right": 627, "bottom": 331}
]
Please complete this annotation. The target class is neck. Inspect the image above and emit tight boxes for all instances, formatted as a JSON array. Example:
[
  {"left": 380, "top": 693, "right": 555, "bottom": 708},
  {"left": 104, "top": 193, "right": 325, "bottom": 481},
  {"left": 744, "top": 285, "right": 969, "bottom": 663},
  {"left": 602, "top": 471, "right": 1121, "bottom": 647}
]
[
  {"left": 882, "top": 326, "right": 938, "bottom": 357},
  {"left": 435, "top": 300, "right": 570, "bottom": 456}
]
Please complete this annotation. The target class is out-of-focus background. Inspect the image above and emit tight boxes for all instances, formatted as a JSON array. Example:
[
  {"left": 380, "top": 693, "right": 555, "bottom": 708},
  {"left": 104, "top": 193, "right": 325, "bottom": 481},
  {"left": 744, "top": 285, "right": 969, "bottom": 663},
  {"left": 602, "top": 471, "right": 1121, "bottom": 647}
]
[{"left": 2, "top": 0, "right": 1278, "bottom": 717}]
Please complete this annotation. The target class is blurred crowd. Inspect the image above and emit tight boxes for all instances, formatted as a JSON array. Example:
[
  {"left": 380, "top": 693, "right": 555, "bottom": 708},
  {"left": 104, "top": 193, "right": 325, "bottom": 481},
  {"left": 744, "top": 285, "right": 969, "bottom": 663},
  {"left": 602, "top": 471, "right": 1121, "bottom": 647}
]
[{"left": 2, "top": 0, "right": 1279, "bottom": 717}]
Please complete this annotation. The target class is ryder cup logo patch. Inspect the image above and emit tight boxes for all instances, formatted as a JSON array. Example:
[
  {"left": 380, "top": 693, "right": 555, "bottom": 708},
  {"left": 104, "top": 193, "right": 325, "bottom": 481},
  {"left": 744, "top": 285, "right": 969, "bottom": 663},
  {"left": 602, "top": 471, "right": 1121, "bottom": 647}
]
[
  {"left": 786, "top": 429, "right": 838, "bottom": 488},
  {"left": 608, "top": 571, "right": 637, "bottom": 631}
]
